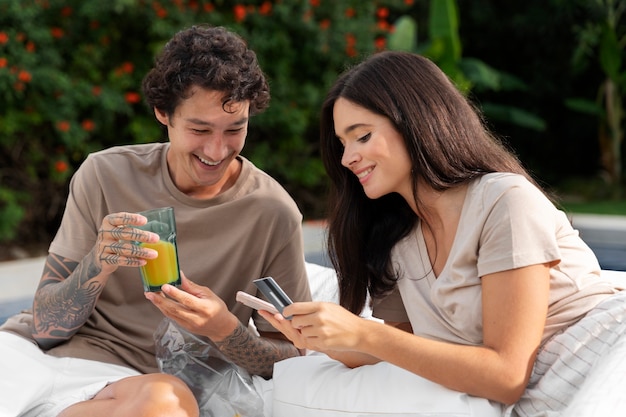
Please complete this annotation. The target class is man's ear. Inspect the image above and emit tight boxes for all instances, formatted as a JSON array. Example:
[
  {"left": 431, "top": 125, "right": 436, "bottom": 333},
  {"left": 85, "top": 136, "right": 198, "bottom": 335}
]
[{"left": 154, "top": 108, "right": 169, "bottom": 126}]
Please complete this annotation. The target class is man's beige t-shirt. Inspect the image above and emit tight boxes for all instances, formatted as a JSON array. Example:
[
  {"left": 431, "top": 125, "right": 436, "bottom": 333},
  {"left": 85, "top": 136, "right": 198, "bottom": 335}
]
[
  {"left": 1, "top": 143, "right": 311, "bottom": 373},
  {"left": 374, "top": 173, "right": 618, "bottom": 345}
]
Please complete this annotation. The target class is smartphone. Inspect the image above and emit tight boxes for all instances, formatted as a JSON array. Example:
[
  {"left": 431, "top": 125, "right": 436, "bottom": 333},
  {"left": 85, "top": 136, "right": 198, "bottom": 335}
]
[
  {"left": 253, "top": 276, "right": 294, "bottom": 319},
  {"left": 236, "top": 291, "right": 279, "bottom": 315}
]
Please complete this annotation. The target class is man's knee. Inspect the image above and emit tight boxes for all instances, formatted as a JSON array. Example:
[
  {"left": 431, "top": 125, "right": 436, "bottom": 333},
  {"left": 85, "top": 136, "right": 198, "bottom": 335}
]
[
  {"left": 65, "top": 373, "right": 199, "bottom": 417},
  {"left": 132, "top": 374, "right": 199, "bottom": 417}
]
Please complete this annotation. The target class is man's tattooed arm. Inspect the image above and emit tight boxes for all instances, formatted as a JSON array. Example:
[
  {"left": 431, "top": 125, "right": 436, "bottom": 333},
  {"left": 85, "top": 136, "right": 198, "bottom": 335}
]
[
  {"left": 31, "top": 250, "right": 106, "bottom": 350},
  {"left": 30, "top": 213, "right": 158, "bottom": 350},
  {"left": 214, "top": 321, "right": 300, "bottom": 379}
]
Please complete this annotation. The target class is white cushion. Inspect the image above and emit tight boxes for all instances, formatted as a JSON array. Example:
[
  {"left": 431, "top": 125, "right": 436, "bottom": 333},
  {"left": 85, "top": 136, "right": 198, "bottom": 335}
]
[
  {"left": 272, "top": 353, "right": 504, "bottom": 417},
  {"left": 306, "top": 262, "right": 339, "bottom": 304},
  {"left": 306, "top": 262, "right": 376, "bottom": 320},
  {"left": 601, "top": 269, "right": 626, "bottom": 290}
]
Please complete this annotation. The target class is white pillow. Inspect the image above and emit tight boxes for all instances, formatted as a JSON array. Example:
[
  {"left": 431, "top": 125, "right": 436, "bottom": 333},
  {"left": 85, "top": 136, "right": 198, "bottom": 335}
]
[
  {"left": 305, "top": 262, "right": 376, "bottom": 320},
  {"left": 306, "top": 262, "right": 339, "bottom": 303},
  {"left": 272, "top": 353, "right": 504, "bottom": 417},
  {"left": 561, "top": 308, "right": 626, "bottom": 416}
]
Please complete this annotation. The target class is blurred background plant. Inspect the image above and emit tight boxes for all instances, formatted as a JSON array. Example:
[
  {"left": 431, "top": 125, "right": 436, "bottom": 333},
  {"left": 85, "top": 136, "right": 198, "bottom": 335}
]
[
  {"left": 0, "top": 0, "right": 406, "bottom": 253},
  {"left": 0, "top": 0, "right": 624, "bottom": 258},
  {"left": 387, "top": 0, "right": 547, "bottom": 134},
  {"left": 566, "top": 0, "right": 625, "bottom": 197}
]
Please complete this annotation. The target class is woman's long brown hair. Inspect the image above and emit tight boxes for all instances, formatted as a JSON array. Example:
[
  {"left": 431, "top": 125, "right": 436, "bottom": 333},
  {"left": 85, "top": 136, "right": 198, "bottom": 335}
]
[{"left": 320, "top": 51, "right": 539, "bottom": 314}]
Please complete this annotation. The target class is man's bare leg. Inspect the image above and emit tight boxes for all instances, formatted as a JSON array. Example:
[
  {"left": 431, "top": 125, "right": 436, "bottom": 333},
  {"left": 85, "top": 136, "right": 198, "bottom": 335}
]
[{"left": 58, "top": 374, "right": 199, "bottom": 417}]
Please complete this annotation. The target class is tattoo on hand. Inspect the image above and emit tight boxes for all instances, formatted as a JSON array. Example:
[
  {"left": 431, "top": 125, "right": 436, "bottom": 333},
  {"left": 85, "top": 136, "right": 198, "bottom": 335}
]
[{"left": 110, "top": 225, "right": 128, "bottom": 241}]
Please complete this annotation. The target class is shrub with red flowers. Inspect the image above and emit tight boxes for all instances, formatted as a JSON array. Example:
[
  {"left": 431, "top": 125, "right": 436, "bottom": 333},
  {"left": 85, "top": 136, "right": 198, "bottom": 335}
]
[{"left": 0, "top": 0, "right": 413, "bottom": 248}]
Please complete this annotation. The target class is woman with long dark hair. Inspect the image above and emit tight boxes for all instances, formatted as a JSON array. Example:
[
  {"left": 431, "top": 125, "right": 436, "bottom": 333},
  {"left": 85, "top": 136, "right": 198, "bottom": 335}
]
[{"left": 262, "top": 51, "right": 625, "bottom": 416}]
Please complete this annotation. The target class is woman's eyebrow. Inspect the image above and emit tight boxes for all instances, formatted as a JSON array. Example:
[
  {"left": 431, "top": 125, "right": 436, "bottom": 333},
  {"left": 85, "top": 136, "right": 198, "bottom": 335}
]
[{"left": 340, "top": 123, "right": 370, "bottom": 136}]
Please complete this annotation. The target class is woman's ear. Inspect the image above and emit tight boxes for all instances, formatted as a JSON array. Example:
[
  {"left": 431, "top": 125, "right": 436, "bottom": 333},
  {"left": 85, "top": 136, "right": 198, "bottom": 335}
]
[{"left": 154, "top": 108, "right": 169, "bottom": 126}]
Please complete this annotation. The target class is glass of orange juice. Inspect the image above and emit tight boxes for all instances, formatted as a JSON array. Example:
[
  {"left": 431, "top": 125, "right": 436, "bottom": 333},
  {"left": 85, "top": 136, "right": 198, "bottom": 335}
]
[{"left": 136, "top": 207, "right": 181, "bottom": 292}]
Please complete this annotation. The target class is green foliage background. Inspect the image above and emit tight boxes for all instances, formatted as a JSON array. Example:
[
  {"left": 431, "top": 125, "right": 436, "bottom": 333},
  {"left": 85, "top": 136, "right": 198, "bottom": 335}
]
[
  {"left": 0, "top": 0, "right": 405, "bottom": 246},
  {"left": 1, "top": 0, "right": 625, "bottom": 254}
]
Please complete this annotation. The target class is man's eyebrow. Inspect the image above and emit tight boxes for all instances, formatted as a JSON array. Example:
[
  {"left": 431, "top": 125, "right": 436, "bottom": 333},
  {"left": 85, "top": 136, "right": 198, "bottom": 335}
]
[{"left": 184, "top": 117, "right": 249, "bottom": 127}]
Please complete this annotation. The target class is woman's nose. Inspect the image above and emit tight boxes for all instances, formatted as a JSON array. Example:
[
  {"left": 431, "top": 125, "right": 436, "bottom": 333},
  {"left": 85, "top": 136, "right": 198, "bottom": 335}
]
[{"left": 341, "top": 144, "right": 361, "bottom": 168}]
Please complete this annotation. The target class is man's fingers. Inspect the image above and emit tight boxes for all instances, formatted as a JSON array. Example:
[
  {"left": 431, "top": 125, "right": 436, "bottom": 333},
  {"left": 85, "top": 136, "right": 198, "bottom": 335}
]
[{"left": 180, "top": 273, "right": 215, "bottom": 298}]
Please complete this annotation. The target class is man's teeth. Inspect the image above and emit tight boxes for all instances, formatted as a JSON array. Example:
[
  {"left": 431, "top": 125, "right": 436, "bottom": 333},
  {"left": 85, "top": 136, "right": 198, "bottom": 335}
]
[
  {"left": 357, "top": 168, "right": 373, "bottom": 178},
  {"left": 198, "top": 156, "right": 220, "bottom": 166}
]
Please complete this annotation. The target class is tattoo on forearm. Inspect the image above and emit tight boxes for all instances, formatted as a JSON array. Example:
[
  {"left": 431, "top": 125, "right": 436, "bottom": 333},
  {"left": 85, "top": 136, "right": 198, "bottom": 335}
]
[
  {"left": 33, "top": 251, "right": 104, "bottom": 341},
  {"left": 214, "top": 321, "right": 299, "bottom": 378}
]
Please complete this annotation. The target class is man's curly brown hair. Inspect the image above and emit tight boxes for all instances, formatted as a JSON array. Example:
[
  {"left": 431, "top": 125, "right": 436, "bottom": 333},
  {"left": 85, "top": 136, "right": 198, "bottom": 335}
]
[{"left": 142, "top": 25, "right": 270, "bottom": 118}]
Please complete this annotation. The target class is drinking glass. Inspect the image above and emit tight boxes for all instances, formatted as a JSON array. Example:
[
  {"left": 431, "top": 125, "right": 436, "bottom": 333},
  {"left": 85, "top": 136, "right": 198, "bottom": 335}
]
[{"left": 136, "top": 207, "right": 181, "bottom": 292}]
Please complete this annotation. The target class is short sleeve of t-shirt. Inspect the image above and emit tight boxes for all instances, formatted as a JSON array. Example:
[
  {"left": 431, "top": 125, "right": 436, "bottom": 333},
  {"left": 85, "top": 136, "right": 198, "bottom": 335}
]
[{"left": 475, "top": 173, "right": 562, "bottom": 276}]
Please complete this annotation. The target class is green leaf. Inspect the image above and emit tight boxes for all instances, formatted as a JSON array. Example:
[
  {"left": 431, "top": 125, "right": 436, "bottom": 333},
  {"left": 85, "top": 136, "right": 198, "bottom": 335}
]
[
  {"left": 565, "top": 98, "right": 605, "bottom": 116},
  {"left": 599, "top": 24, "right": 622, "bottom": 80},
  {"left": 429, "top": 0, "right": 461, "bottom": 60},
  {"left": 460, "top": 58, "right": 528, "bottom": 92},
  {"left": 388, "top": 16, "right": 417, "bottom": 52},
  {"left": 459, "top": 58, "right": 501, "bottom": 91},
  {"left": 481, "top": 103, "right": 547, "bottom": 131}
]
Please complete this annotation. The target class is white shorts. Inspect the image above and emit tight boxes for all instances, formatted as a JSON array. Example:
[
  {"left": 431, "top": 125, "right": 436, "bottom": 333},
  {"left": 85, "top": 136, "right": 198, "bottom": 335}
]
[{"left": 0, "top": 332, "right": 141, "bottom": 417}]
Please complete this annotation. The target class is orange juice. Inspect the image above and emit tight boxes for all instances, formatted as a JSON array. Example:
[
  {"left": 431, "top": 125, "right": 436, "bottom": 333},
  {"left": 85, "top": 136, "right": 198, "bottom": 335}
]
[{"left": 140, "top": 240, "right": 180, "bottom": 291}]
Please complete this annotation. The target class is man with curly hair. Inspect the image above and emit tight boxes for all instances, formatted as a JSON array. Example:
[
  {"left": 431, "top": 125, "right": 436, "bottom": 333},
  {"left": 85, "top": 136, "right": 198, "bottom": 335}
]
[{"left": 0, "top": 25, "right": 310, "bottom": 417}]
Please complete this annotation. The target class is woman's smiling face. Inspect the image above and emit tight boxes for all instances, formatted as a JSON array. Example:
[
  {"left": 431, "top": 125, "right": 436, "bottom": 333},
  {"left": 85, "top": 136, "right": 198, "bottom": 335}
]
[{"left": 333, "top": 97, "right": 413, "bottom": 201}]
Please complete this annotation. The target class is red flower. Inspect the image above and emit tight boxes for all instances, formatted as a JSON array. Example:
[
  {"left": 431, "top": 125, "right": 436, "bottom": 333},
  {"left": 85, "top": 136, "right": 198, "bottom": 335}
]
[
  {"left": 405, "top": 0, "right": 414, "bottom": 4},
  {"left": 0, "top": 32, "right": 8, "bottom": 45},
  {"left": 259, "top": 1, "right": 271, "bottom": 15},
  {"left": 375, "top": 37, "right": 386, "bottom": 50},
  {"left": 92, "top": 85, "right": 102, "bottom": 96},
  {"left": 81, "top": 119, "right": 95, "bottom": 131},
  {"left": 345, "top": 33, "right": 357, "bottom": 58},
  {"left": 310, "top": 0, "right": 320, "bottom": 6},
  {"left": 234, "top": 4, "right": 246, "bottom": 22},
  {"left": 319, "top": 19, "right": 330, "bottom": 30},
  {"left": 61, "top": 6, "right": 72, "bottom": 17},
  {"left": 51, "top": 27, "right": 64, "bottom": 38},
  {"left": 377, "top": 20, "right": 390, "bottom": 31},
  {"left": 0, "top": 57, "right": 7, "bottom": 68},
  {"left": 345, "top": 33, "right": 356, "bottom": 47},
  {"left": 56, "top": 121, "right": 71, "bottom": 132},
  {"left": 151, "top": 1, "right": 168, "bottom": 18},
  {"left": 345, "top": 7, "right": 355, "bottom": 18},
  {"left": 18, "top": 70, "right": 31, "bottom": 82},
  {"left": 55, "top": 160, "right": 69, "bottom": 173},
  {"left": 125, "top": 91, "right": 141, "bottom": 104},
  {"left": 376, "top": 7, "right": 389, "bottom": 19},
  {"left": 120, "top": 61, "right": 134, "bottom": 74},
  {"left": 203, "top": 3, "right": 214, "bottom": 12}
]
